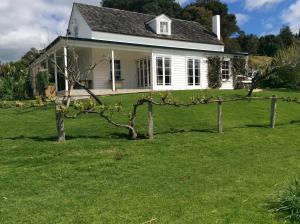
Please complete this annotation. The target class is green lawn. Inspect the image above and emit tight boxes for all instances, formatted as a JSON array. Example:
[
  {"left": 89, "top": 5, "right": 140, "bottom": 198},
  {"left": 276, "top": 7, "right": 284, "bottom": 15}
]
[{"left": 0, "top": 89, "right": 300, "bottom": 223}]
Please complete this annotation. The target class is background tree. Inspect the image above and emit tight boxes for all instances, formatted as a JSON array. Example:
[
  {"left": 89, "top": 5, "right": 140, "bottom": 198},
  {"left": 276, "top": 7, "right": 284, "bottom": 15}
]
[
  {"left": 278, "top": 26, "right": 294, "bottom": 49},
  {"left": 0, "top": 48, "right": 41, "bottom": 100},
  {"left": 180, "top": 5, "right": 213, "bottom": 31},
  {"left": 224, "top": 38, "right": 241, "bottom": 52},
  {"left": 192, "top": 0, "right": 239, "bottom": 40},
  {"left": 102, "top": 0, "right": 182, "bottom": 17},
  {"left": 258, "top": 35, "right": 281, "bottom": 57},
  {"left": 237, "top": 32, "right": 259, "bottom": 55},
  {"left": 0, "top": 61, "right": 30, "bottom": 100},
  {"left": 21, "top": 48, "right": 40, "bottom": 66}
]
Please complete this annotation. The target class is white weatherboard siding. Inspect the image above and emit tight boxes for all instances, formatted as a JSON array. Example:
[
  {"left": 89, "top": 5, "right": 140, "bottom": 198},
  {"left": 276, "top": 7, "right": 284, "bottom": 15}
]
[
  {"left": 69, "top": 6, "right": 92, "bottom": 38},
  {"left": 172, "top": 56, "right": 187, "bottom": 90},
  {"left": 152, "top": 51, "right": 215, "bottom": 91},
  {"left": 200, "top": 59, "right": 209, "bottom": 89},
  {"left": 91, "top": 31, "right": 225, "bottom": 52},
  {"left": 78, "top": 48, "right": 93, "bottom": 81},
  {"left": 92, "top": 49, "right": 150, "bottom": 89}
]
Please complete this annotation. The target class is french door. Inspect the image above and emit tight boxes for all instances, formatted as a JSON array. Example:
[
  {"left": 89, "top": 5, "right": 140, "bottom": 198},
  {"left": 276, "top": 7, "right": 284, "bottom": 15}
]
[{"left": 136, "top": 58, "right": 151, "bottom": 88}]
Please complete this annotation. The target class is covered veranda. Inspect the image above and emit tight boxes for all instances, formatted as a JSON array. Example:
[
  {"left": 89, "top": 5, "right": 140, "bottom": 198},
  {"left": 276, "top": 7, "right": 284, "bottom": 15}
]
[{"left": 29, "top": 37, "right": 155, "bottom": 98}]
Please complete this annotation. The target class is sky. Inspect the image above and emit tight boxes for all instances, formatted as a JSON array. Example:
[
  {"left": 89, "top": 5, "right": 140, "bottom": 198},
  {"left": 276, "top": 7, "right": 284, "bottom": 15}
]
[{"left": 0, "top": 0, "right": 300, "bottom": 62}]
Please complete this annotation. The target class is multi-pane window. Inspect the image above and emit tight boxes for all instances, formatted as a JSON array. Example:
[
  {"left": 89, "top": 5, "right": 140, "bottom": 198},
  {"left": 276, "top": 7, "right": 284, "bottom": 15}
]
[
  {"left": 187, "top": 58, "right": 201, "bottom": 86},
  {"left": 137, "top": 59, "right": 151, "bottom": 88},
  {"left": 110, "top": 60, "right": 121, "bottom": 80},
  {"left": 156, "top": 57, "right": 171, "bottom": 86},
  {"left": 221, "top": 60, "right": 230, "bottom": 80},
  {"left": 160, "top": 22, "right": 169, "bottom": 34}
]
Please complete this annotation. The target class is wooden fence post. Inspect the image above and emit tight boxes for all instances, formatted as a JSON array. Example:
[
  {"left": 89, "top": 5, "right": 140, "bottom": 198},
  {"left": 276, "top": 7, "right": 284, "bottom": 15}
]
[
  {"left": 55, "top": 105, "right": 65, "bottom": 143},
  {"left": 218, "top": 97, "right": 223, "bottom": 134},
  {"left": 148, "top": 100, "right": 154, "bottom": 140},
  {"left": 270, "top": 95, "right": 277, "bottom": 129}
]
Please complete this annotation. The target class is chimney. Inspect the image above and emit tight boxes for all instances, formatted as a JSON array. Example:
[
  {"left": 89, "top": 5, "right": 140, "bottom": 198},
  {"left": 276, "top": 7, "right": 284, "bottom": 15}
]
[{"left": 212, "top": 15, "right": 221, "bottom": 40}]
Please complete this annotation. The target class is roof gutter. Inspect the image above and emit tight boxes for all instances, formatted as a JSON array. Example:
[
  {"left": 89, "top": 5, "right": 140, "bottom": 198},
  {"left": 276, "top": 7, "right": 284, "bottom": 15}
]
[{"left": 30, "top": 36, "right": 248, "bottom": 67}]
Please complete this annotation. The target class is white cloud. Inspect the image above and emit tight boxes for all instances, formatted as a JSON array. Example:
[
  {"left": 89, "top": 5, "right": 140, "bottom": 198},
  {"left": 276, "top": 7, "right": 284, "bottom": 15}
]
[
  {"left": 0, "top": 0, "right": 99, "bottom": 62},
  {"left": 245, "top": 0, "right": 283, "bottom": 11},
  {"left": 282, "top": 0, "right": 300, "bottom": 33},
  {"left": 235, "top": 13, "right": 249, "bottom": 25}
]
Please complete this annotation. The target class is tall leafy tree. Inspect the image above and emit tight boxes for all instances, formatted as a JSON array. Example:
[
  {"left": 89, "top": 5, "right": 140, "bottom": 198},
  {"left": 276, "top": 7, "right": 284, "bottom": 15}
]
[
  {"left": 21, "top": 48, "right": 40, "bottom": 66},
  {"left": 180, "top": 6, "right": 213, "bottom": 31},
  {"left": 192, "top": 0, "right": 239, "bottom": 40},
  {"left": 278, "top": 26, "right": 294, "bottom": 49},
  {"left": 238, "top": 32, "right": 259, "bottom": 55},
  {"left": 258, "top": 35, "right": 281, "bottom": 57},
  {"left": 102, "top": 0, "right": 182, "bottom": 17},
  {"left": 224, "top": 38, "right": 241, "bottom": 52}
]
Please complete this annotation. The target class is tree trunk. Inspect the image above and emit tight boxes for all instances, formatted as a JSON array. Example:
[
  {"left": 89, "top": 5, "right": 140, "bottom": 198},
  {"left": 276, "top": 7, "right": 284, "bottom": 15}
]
[
  {"left": 217, "top": 97, "right": 223, "bottom": 134},
  {"left": 55, "top": 105, "right": 65, "bottom": 143},
  {"left": 148, "top": 101, "right": 154, "bottom": 140},
  {"left": 247, "top": 87, "right": 255, "bottom": 97},
  {"left": 270, "top": 95, "right": 277, "bottom": 129}
]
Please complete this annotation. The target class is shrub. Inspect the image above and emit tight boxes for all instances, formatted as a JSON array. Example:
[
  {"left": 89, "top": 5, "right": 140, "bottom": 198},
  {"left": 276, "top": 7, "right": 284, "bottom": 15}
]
[
  {"left": 273, "top": 179, "right": 300, "bottom": 223},
  {"left": 36, "top": 71, "right": 50, "bottom": 96},
  {"left": 0, "top": 61, "right": 31, "bottom": 100},
  {"left": 208, "top": 57, "right": 221, "bottom": 89},
  {"left": 262, "top": 66, "right": 300, "bottom": 89},
  {"left": 231, "top": 56, "right": 247, "bottom": 89}
]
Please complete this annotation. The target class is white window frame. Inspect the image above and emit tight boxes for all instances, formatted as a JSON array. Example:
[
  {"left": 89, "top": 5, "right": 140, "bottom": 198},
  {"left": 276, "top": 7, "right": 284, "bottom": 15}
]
[
  {"left": 187, "top": 58, "right": 201, "bottom": 86},
  {"left": 221, "top": 59, "right": 231, "bottom": 81},
  {"left": 160, "top": 21, "right": 169, "bottom": 35},
  {"left": 156, "top": 56, "right": 172, "bottom": 86}
]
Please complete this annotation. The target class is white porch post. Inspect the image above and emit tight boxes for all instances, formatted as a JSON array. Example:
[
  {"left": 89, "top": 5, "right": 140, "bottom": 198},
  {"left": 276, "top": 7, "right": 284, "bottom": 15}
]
[
  {"left": 63, "top": 46, "right": 69, "bottom": 91},
  {"left": 111, "top": 49, "right": 116, "bottom": 92},
  {"left": 151, "top": 52, "right": 155, "bottom": 91},
  {"left": 54, "top": 52, "right": 58, "bottom": 92},
  {"left": 146, "top": 59, "right": 150, "bottom": 87}
]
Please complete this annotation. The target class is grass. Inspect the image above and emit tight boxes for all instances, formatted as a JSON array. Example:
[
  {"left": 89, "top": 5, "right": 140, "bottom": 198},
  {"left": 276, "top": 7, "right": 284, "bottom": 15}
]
[{"left": 0, "top": 89, "right": 300, "bottom": 223}]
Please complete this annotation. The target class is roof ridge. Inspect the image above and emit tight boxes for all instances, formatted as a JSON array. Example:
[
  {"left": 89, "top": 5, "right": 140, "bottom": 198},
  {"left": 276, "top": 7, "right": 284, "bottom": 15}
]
[
  {"left": 74, "top": 2, "right": 209, "bottom": 28},
  {"left": 74, "top": 3, "right": 155, "bottom": 18}
]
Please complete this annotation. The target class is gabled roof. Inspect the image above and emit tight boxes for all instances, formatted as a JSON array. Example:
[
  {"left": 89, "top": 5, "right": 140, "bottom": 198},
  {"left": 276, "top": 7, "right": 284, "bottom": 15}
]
[
  {"left": 74, "top": 3, "right": 223, "bottom": 46},
  {"left": 146, "top": 14, "right": 172, "bottom": 24}
]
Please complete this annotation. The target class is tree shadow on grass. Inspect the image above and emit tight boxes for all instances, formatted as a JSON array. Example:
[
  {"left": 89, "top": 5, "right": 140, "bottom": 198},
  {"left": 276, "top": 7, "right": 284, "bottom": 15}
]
[
  {"left": 290, "top": 120, "right": 300, "bottom": 125},
  {"left": 1, "top": 134, "right": 105, "bottom": 142},
  {"left": 155, "top": 128, "right": 217, "bottom": 136},
  {"left": 2, "top": 120, "right": 299, "bottom": 143},
  {"left": 268, "top": 88, "right": 300, "bottom": 94}
]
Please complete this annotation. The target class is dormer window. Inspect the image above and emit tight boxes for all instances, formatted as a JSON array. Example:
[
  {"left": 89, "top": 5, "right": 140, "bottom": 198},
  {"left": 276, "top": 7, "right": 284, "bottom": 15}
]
[
  {"left": 147, "top": 14, "right": 172, "bottom": 36},
  {"left": 160, "top": 22, "right": 169, "bottom": 34}
]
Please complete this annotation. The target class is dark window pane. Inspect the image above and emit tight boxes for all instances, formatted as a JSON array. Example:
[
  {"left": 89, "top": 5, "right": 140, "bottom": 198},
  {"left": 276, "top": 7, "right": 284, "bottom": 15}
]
[
  {"left": 165, "top": 58, "right": 171, "bottom": 67},
  {"left": 195, "top": 76, "right": 200, "bottom": 85},
  {"left": 165, "top": 67, "right": 170, "bottom": 76},
  {"left": 188, "top": 77, "right": 193, "bottom": 85},
  {"left": 188, "top": 59, "right": 193, "bottom": 69},
  {"left": 157, "top": 58, "right": 163, "bottom": 67},
  {"left": 165, "top": 75, "right": 171, "bottom": 85},
  {"left": 195, "top": 60, "right": 200, "bottom": 69},
  {"left": 157, "top": 68, "right": 163, "bottom": 76},
  {"left": 157, "top": 76, "right": 163, "bottom": 85}
]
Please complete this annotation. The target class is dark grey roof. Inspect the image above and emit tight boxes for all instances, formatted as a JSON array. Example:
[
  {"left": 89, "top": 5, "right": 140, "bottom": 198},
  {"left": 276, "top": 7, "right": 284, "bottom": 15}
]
[{"left": 74, "top": 3, "right": 223, "bottom": 46}]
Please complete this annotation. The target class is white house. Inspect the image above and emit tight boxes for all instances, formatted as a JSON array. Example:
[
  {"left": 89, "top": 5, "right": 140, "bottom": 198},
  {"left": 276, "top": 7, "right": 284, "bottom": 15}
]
[{"left": 30, "top": 3, "right": 248, "bottom": 97}]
